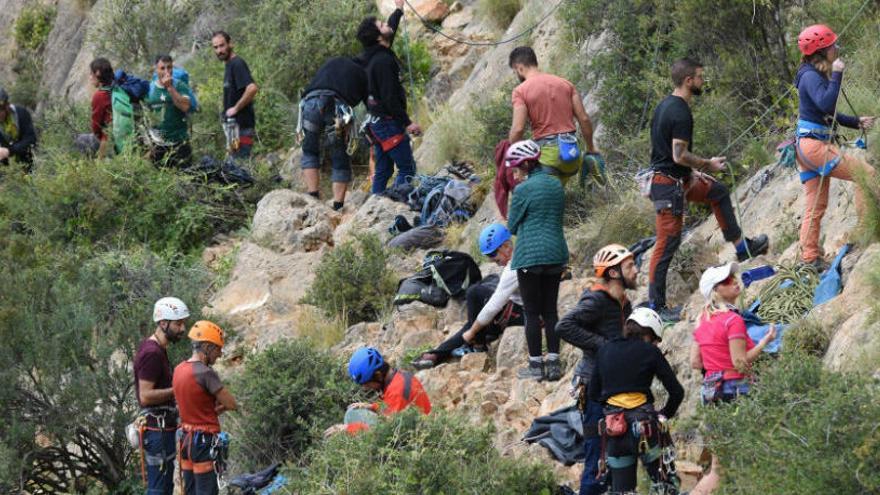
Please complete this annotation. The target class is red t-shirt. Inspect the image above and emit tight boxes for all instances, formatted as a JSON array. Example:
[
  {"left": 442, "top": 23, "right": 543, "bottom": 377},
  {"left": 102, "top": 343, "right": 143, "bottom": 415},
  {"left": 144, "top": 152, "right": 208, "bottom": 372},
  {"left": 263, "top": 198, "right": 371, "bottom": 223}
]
[
  {"left": 91, "top": 88, "right": 112, "bottom": 140},
  {"left": 172, "top": 360, "right": 224, "bottom": 433},
  {"left": 693, "top": 310, "right": 755, "bottom": 380},
  {"left": 133, "top": 338, "right": 173, "bottom": 408},
  {"left": 511, "top": 73, "right": 577, "bottom": 140}
]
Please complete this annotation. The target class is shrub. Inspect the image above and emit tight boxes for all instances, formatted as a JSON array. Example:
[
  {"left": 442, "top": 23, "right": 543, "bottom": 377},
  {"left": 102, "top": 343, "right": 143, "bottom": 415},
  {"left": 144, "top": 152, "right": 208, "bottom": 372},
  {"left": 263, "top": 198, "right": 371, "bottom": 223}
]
[
  {"left": 477, "top": 0, "right": 523, "bottom": 29},
  {"left": 303, "top": 233, "right": 398, "bottom": 323},
  {"left": 566, "top": 186, "right": 654, "bottom": 266},
  {"left": 472, "top": 85, "right": 515, "bottom": 167},
  {"left": 226, "top": 339, "right": 361, "bottom": 471},
  {"left": 13, "top": 4, "right": 55, "bottom": 51},
  {"left": 297, "top": 306, "right": 348, "bottom": 349},
  {"left": 288, "top": 409, "right": 558, "bottom": 494},
  {"left": 700, "top": 352, "right": 880, "bottom": 495},
  {"left": 781, "top": 317, "right": 831, "bottom": 357}
]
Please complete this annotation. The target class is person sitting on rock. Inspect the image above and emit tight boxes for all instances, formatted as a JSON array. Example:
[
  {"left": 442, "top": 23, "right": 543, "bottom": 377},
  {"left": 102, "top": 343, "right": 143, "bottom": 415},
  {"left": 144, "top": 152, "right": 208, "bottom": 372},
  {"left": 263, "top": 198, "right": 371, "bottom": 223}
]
[
  {"left": 588, "top": 307, "right": 684, "bottom": 495},
  {"left": 412, "top": 224, "right": 525, "bottom": 370},
  {"left": 0, "top": 86, "right": 37, "bottom": 168},
  {"left": 556, "top": 244, "right": 637, "bottom": 495}
]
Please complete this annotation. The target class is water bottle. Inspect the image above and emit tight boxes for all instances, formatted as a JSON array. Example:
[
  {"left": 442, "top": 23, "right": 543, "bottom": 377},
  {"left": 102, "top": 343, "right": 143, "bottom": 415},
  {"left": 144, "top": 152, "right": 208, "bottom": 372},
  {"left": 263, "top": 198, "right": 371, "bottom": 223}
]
[
  {"left": 741, "top": 265, "right": 776, "bottom": 287},
  {"left": 223, "top": 117, "right": 240, "bottom": 153}
]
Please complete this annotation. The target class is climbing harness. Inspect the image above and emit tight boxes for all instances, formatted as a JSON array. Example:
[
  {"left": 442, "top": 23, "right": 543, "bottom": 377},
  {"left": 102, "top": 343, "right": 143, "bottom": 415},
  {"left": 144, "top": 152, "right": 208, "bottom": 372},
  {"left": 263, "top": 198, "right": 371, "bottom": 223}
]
[
  {"left": 794, "top": 119, "right": 842, "bottom": 183},
  {"left": 133, "top": 406, "right": 178, "bottom": 487},
  {"left": 176, "top": 426, "right": 230, "bottom": 493}
]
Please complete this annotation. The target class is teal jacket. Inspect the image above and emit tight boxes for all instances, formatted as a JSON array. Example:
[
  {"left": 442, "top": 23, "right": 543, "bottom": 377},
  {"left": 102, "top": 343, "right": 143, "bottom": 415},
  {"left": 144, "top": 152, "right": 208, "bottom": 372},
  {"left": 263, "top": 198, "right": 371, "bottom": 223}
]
[{"left": 508, "top": 167, "right": 569, "bottom": 270}]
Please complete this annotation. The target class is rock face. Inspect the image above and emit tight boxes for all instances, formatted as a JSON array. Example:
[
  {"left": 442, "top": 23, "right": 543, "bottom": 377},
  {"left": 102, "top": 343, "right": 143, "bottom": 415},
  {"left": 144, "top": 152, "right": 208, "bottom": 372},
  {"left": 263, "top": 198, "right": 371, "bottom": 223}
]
[
  {"left": 251, "top": 189, "right": 340, "bottom": 254},
  {"left": 39, "top": 0, "right": 93, "bottom": 107}
]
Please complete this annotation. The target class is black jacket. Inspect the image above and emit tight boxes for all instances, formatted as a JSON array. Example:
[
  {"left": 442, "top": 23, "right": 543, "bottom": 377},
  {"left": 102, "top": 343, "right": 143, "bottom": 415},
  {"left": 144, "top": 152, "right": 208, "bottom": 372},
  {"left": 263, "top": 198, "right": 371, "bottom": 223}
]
[
  {"left": 555, "top": 284, "right": 631, "bottom": 381},
  {"left": 0, "top": 104, "right": 37, "bottom": 164},
  {"left": 360, "top": 9, "right": 411, "bottom": 126},
  {"left": 304, "top": 56, "right": 368, "bottom": 107},
  {"left": 587, "top": 336, "right": 684, "bottom": 418}
]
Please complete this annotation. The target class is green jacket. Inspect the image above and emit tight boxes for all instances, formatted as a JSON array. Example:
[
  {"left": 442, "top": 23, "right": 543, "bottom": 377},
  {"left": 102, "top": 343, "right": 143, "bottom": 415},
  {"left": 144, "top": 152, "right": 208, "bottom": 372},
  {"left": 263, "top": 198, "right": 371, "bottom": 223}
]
[{"left": 508, "top": 167, "right": 569, "bottom": 270}]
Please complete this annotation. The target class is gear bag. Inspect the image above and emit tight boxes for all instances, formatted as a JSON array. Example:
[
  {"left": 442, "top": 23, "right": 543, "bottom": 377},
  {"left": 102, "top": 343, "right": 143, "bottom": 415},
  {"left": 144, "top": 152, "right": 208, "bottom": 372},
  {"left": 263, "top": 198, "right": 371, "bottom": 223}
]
[{"left": 393, "top": 251, "right": 482, "bottom": 307}]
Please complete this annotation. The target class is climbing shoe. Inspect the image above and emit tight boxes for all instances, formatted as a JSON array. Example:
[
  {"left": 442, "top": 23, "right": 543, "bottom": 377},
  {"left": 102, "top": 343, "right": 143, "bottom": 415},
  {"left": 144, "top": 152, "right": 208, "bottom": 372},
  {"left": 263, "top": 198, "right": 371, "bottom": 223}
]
[
  {"left": 544, "top": 358, "right": 562, "bottom": 382},
  {"left": 517, "top": 360, "right": 544, "bottom": 381},
  {"left": 736, "top": 234, "right": 770, "bottom": 262},
  {"left": 656, "top": 305, "right": 682, "bottom": 323},
  {"left": 451, "top": 344, "right": 487, "bottom": 358},
  {"left": 411, "top": 353, "right": 439, "bottom": 370}
]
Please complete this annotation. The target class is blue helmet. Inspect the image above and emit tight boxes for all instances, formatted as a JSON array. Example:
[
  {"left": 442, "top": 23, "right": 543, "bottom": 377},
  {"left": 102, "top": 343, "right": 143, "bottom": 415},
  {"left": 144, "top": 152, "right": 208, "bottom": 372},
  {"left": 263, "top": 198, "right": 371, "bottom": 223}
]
[
  {"left": 348, "top": 347, "right": 385, "bottom": 384},
  {"left": 478, "top": 223, "right": 511, "bottom": 256}
]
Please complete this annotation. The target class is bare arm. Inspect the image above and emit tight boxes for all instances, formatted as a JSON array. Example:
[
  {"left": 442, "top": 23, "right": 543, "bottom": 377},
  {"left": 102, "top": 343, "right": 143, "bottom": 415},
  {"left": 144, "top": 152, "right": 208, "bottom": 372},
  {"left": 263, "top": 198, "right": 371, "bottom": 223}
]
[
  {"left": 571, "top": 90, "right": 596, "bottom": 153},
  {"left": 213, "top": 387, "right": 237, "bottom": 413},
  {"left": 689, "top": 342, "right": 703, "bottom": 371},
  {"left": 167, "top": 84, "right": 191, "bottom": 113},
  {"left": 234, "top": 83, "right": 258, "bottom": 114},
  {"left": 509, "top": 105, "right": 528, "bottom": 143},
  {"left": 672, "top": 138, "right": 725, "bottom": 172},
  {"left": 138, "top": 379, "right": 174, "bottom": 406}
]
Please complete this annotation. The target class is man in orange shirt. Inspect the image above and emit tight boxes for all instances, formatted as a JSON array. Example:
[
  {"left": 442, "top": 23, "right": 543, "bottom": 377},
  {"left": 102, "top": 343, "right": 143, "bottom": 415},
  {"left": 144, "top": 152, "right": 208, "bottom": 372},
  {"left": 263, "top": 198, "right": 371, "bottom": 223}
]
[
  {"left": 172, "top": 321, "right": 237, "bottom": 495},
  {"left": 508, "top": 46, "right": 602, "bottom": 183}
]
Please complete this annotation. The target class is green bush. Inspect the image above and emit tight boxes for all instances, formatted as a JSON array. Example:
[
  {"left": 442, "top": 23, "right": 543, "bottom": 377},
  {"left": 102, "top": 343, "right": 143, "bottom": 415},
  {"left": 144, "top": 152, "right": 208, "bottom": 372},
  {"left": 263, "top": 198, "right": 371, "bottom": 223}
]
[
  {"left": 566, "top": 186, "right": 654, "bottom": 265},
  {"left": 700, "top": 352, "right": 880, "bottom": 494},
  {"left": 13, "top": 4, "right": 55, "bottom": 51},
  {"left": 477, "top": 0, "right": 522, "bottom": 29},
  {"left": 303, "top": 233, "right": 397, "bottom": 324},
  {"left": 781, "top": 317, "right": 831, "bottom": 357},
  {"left": 226, "top": 339, "right": 361, "bottom": 471},
  {"left": 288, "top": 409, "right": 558, "bottom": 494}
]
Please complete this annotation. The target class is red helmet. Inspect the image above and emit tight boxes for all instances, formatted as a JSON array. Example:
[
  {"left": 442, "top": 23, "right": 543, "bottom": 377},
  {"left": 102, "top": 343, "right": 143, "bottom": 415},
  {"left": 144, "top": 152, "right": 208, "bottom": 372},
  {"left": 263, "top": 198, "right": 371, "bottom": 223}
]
[{"left": 797, "top": 24, "right": 837, "bottom": 56}]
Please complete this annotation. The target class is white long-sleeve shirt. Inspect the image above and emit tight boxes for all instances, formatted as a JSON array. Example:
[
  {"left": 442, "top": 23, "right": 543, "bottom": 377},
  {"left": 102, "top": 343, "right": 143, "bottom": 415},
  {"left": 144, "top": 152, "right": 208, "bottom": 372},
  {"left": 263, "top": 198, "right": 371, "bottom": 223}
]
[{"left": 475, "top": 263, "right": 523, "bottom": 326}]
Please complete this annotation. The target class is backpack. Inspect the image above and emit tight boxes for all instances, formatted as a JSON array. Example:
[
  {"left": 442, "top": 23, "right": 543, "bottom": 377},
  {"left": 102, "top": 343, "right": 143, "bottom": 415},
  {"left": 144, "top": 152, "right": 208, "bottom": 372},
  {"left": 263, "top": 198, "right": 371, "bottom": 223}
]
[
  {"left": 113, "top": 70, "right": 150, "bottom": 102},
  {"left": 405, "top": 174, "right": 450, "bottom": 211},
  {"left": 419, "top": 179, "right": 473, "bottom": 227},
  {"left": 150, "top": 66, "right": 199, "bottom": 113},
  {"left": 393, "top": 250, "right": 482, "bottom": 307},
  {"left": 110, "top": 70, "right": 150, "bottom": 153}
]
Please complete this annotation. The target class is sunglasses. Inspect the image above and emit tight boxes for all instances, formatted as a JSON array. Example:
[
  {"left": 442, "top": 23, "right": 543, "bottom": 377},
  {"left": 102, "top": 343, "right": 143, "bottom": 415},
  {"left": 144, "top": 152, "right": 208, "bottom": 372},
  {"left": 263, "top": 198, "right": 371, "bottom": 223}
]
[
  {"left": 487, "top": 248, "right": 500, "bottom": 259},
  {"left": 718, "top": 274, "right": 738, "bottom": 286}
]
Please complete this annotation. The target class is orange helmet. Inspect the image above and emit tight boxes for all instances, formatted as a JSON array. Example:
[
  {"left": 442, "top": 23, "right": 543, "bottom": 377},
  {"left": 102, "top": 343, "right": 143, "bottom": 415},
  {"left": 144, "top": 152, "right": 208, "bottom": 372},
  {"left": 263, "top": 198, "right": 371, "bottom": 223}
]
[
  {"left": 593, "top": 244, "right": 633, "bottom": 277},
  {"left": 188, "top": 320, "right": 225, "bottom": 348}
]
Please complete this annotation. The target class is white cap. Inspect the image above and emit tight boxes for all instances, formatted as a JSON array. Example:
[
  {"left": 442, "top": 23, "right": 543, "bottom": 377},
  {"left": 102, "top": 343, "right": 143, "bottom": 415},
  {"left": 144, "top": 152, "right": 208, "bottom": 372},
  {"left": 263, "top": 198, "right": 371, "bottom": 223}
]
[
  {"left": 153, "top": 297, "right": 191, "bottom": 322},
  {"left": 699, "top": 262, "right": 739, "bottom": 301},
  {"left": 627, "top": 307, "right": 664, "bottom": 340}
]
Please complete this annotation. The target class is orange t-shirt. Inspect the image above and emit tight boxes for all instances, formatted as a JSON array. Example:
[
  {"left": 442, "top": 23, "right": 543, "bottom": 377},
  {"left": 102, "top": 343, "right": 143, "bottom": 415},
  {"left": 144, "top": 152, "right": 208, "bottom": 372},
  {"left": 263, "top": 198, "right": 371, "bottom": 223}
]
[
  {"left": 511, "top": 73, "right": 578, "bottom": 140},
  {"left": 345, "top": 370, "right": 431, "bottom": 434}
]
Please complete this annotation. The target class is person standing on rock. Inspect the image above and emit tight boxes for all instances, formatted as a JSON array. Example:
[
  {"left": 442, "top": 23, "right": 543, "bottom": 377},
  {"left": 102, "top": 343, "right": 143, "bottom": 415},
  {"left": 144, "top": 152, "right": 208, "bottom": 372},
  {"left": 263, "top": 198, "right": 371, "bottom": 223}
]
[
  {"left": 646, "top": 57, "right": 769, "bottom": 322},
  {"left": 507, "top": 46, "right": 601, "bottom": 185},
  {"left": 212, "top": 31, "right": 259, "bottom": 159},
  {"left": 793, "top": 24, "right": 876, "bottom": 272},
  {"left": 556, "top": 244, "right": 637, "bottom": 495},
  {"left": 299, "top": 55, "right": 367, "bottom": 211},
  {"left": 357, "top": 0, "right": 422, "bottom": 194},
  {"left": 505, "top": 140, "right": 568, "bottom": 382},
  {"left": 133, "top": 297, "right": 190, "bottom": 495},
  {"left": 0, "top": 86, "right": 37, "bottom": 167}
]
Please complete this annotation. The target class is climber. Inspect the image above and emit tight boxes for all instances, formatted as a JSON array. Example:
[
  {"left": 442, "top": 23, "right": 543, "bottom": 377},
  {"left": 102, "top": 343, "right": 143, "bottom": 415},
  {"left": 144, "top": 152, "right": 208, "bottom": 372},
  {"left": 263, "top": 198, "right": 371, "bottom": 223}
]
[
  {"left": 357, "top": 0, "right": 421, "bottom": 194},
  {"left": 75, "top": 58, "right": 114, "bottom": 158},
  {"left": 794, "top": 24, "right": 876, "bottom": 272},
  {"left": 0, "top": 86, "right": 37, "bottom": 168},
  {"left": 588, "top": 307, "right": 684, "bottom": 495},
  {"left": 506, "top": 140, "right": 568, "bottom": 382},
  {"left": 411, "top": 224, "right": 525, "bottom": 370},
  {"left": 688, "top": 262, "right": 776, "bottom": 495},
  {"left": 646, "top": 57, "right": 769, "bottom": 322},
  {"left": 507, "top": 46, "right": 602, "bottom": 184},
  {"left": 212, "top": 30, "right": 259, "bottom": 159},
  {"left": 133, "top": 297, "right": 190, "bottom": 495},
  {"left": 556, "top": 244, "right": 636, "bottom": 495},
  {"left": 173, "top": 320, "right": 237, "bottom": 495},
  {"left": 145, "top": 54, "right": 193, "bottom": 169},
  {"left": 299, "top": 55, "right": 368, "bottom": 211}
]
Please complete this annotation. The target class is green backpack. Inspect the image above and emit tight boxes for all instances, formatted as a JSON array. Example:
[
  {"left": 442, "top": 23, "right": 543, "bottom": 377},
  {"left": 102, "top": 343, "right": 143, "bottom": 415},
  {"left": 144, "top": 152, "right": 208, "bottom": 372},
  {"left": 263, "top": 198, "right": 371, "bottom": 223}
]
[{"left": 111, "top": 86, "right": 135, "bottom": 154}]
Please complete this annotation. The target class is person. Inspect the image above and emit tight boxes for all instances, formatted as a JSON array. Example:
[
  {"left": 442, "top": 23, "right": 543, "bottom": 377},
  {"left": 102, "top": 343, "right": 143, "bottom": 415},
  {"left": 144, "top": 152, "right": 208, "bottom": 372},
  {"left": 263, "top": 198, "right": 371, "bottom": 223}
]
[
  {"left": 173, "top": 320, "right": 237, "bottom": 495},
  {"left": 589, "top": 307, "right": 684, "bottom": 495},
  {"left": 299, "top": 55, "right": 367, "bottom": 210},
  {"left": 646, "top": 57, "right": 769, "bottom": 322},
  {"left": 134, "top": 297, "right": 190, "bottom": 495},
  {"left": 506, "top": 140, "right": 568, "bottom": 381},
  {"left": 411, "top": 224, "right": 525, "bottom": 369},
  {"left": 0, "top": 86, "right": 37, "bottom": 167},
  {"left": 357, "top": 0, "right": 422, "bottom": 194},
  {"left": 556, "top": 244, "right": 636, "bottom": 495},
  {"left": 144, "top": 54, "right": 193, "bottom": 168},
  {"left": 688, "top": 262, "right": 776, "bottom": 494},
  {"left": 211, "top": 31, "right": 258, "bottom": 159},
  {"left": 341, "top": 347, "right": 430, "bottom": 434},
  {"left": 794, "top": 24, "right": 876, "bottom": 271},
  {"left": 507, "top": 46, "right": 601, "bottom": 184},
  {"left": 75, "top": 58, "right": 114, "bottom": 158}
]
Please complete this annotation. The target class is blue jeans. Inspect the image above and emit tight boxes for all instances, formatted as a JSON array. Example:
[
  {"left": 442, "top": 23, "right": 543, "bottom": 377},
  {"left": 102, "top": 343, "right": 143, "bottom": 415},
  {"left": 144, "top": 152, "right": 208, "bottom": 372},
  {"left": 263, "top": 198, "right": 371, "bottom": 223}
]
[
  {"left": 580, "top": 399, "right": 608, "bottom": 495},
  {"left": 369, "top": 119, "right": 416, "bottom": 194},
  {"left": 143, "top": 429, "right": 177, "bottom": 495}
]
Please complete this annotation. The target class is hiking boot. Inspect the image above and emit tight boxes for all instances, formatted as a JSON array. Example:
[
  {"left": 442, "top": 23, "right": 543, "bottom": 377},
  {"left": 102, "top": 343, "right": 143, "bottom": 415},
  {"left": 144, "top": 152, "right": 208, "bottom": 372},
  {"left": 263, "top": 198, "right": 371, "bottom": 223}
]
[
  {"left": 517, "top": 360, "right": 544, "bottom": 381},
  {"left": 656, "top": 305, "right": 682, "bottom": 323},
  {"left": 544, "top": 358, "right": 562, "bottom": 382},
  {"left": 736, "top": 234, "right": 770, "bottom": 262},
  {"left": 412, "top": 353, "right": 439, "bottom": 370}
]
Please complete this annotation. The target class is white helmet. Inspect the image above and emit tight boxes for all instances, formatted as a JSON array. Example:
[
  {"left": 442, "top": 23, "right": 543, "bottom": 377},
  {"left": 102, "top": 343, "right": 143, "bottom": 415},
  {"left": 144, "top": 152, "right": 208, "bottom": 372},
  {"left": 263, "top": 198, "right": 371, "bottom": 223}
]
[
  {"left": 153, "top": 297, "right": 190, "bottom": 322},
  {"left": 505, "top": 140, "right": 541, "bottom": 168},
  {"left": 628, "top": 307, "right": 663, "bottom": 341}
]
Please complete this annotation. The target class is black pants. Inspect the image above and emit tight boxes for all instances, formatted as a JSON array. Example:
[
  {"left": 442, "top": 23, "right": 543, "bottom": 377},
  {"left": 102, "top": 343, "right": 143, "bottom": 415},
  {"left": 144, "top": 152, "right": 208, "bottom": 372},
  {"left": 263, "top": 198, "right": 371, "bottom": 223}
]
[
  {"left": 151, "top": 141, "right": 193, "bottom": 169},
  {"left": 178, "top": 430, "right": 218, "bottom": 495},
  {"left": 516, "top": 265, "right": 563, "bottom": 358},
  {"left": 604, "top": 407, "right": 678, "bottom": 494},
  {"left": 429, "top": 276, "right": 523, "bottom": 359}
]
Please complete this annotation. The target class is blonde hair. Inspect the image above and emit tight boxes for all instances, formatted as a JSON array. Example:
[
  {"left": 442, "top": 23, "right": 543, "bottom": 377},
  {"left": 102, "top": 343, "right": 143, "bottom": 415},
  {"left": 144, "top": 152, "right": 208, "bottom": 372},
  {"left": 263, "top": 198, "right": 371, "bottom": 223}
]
[
  {"left": 803, "top": 52, "right": 832, "bottom": 78},
  {"left": 699, "top": 289, "right": 734, "bottom": 322}
]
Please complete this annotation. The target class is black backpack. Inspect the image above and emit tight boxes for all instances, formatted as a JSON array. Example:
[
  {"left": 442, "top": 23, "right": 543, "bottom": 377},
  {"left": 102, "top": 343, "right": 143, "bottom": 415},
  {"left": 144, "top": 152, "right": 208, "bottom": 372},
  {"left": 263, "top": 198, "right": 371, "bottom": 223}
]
[{"left": 393, "top": 250, "right": 482, "bottom": 307}]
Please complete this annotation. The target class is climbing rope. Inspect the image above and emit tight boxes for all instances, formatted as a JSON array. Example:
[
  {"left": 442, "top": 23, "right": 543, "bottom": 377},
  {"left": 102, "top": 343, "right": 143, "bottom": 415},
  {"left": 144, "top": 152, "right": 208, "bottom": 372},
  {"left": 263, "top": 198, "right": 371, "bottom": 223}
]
[
  {"left": 401, "top": 11, "right": 419, "bottom": 123},
  {"left": 751, "top": 262, "right": 819, "bottom": 323}
]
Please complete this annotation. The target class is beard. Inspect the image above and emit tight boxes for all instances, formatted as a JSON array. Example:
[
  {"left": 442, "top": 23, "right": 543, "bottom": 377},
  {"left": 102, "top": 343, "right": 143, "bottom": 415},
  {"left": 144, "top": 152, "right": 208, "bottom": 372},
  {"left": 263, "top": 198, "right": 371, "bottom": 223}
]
[
  {"left": 691, "top": 85, "right": 703, "bottom": 96},
  {"left": 623, "top": 275, "right": 637, "bottom": 291},
  {"left": 517, "top": 74, "right": 526, "bottom": 83}
]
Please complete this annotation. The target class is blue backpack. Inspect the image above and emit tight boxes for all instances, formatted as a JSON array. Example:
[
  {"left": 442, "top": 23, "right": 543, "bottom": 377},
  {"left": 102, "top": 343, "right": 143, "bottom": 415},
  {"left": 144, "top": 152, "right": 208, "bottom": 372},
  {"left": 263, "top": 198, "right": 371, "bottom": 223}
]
[
  {"left": 150, "top": 66, "right": 199, "bottom": 113},
  {"left": 113, "top": 70, "right": 150, "bottom": 102}
]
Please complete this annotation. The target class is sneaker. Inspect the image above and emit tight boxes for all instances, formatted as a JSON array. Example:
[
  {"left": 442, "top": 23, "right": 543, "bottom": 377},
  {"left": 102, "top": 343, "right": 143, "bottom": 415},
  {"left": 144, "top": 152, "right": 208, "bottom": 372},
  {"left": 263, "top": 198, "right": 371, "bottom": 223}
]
[
  {"left": 544, "top": 358, "right": 562, "bottom": 382},
  {"left": 656, "top": 305, "right": 682, "bottom": 323},
  {"left": 736, "top": 234, "right": 770, "bottom": 262},
  {"left": 411, "top": 353, "right": 439, "bottom": 370},
  {"left": 517, "top": 360, "right": 544, "bottom": 380},
  {"left": 451, "top": 344, "right": 487, "bottom": 358}
]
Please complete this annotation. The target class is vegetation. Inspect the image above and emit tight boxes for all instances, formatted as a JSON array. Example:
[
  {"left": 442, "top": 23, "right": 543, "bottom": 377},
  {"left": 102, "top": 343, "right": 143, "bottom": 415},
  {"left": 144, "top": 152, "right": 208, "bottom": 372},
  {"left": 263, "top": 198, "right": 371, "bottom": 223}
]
[
  {"left": 478, "top": 0, "right": 523, "bottom": 30},
  {"left": 13, "top": 3, "right": 55, "bottom": 52}
]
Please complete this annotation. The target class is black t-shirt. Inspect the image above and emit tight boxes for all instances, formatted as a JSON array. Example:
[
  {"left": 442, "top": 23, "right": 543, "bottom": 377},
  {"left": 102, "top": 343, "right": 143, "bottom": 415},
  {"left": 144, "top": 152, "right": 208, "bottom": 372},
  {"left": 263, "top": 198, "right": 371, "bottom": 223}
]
[
  {"left": 650, "top": 95, "right": 693, "bottom": 178},
  {"left": 304, "top": 57, "right": 368, "bottom": 107},
  {"left": 223, "top": 56, "right": 256, "bottom": 129}
]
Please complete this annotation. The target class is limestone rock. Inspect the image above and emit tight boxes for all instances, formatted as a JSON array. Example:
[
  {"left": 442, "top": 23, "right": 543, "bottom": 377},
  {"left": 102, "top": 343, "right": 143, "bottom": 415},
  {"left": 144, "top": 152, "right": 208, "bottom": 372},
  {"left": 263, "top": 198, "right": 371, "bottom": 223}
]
[
  {"left": 410, "top": 0, "right": 449, "bottom": 23},
  {"left": 334, "top": 194, "right": 413, "bottom": 244},
  {"left": 824, "top": 309, "right": 880, "bottom": 373},
  {"left": 39, "top": 0, "right": 92, "bottom": 107},
  {"left": 251, "top": 189, "right": 339, "bottom": 254},
  {"left": 495, "top": 326, "right": 528, "bottom": 370},
  {"left": 460, "top": 351, "right": 487, "bottom": 371}
]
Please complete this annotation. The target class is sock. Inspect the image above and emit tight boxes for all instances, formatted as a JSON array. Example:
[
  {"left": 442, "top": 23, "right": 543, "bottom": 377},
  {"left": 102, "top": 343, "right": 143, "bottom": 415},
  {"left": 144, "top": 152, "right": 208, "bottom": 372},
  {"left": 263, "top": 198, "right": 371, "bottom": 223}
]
[
  {"left": 545, "top": 353, "right": 560, "bottom": 362},
  {"left": 308, "top": 191, "right": 320, "bottom": 199},
  {"left": 332, "top": 201, "right": 344, "bottom": 211},
  {"left": 735, "top": 239, "right": 747, "bottom": 254},
  {"left": 529, "top": 356, "right": 544, "bottom": 364}
]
